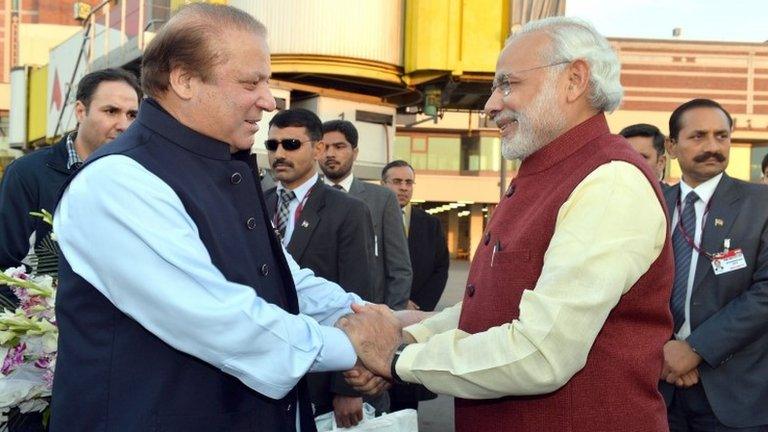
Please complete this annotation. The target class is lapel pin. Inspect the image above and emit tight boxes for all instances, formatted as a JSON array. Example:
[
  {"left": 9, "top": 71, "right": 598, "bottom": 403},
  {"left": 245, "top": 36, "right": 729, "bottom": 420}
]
[
  {"left": 714, "top": 218, "right": 724, "bottom": 227},
  {"left": 301, "top": 220, "right": 309, "bottom": 228}
]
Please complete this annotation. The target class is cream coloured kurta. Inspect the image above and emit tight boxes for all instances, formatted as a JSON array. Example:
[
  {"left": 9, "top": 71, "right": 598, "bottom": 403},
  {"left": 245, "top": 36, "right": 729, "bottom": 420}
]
[{"left": 397, "top": 161, "right": 667, "bottom": 399}]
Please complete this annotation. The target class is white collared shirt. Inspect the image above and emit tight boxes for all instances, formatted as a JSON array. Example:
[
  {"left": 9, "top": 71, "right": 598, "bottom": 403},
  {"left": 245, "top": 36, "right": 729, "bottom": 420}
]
[
  {"left": 276, "top": 173, "right": 319, "bottom": 245},
  {"left": 324, "top": 173, "right": 354, "bottom": 192},
  {"left": 672, "top": 172, "right": 724, "bottom": 340}
]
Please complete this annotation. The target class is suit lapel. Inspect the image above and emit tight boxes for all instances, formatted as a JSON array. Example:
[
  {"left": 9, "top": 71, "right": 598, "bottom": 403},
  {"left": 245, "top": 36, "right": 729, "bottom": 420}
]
[
  {"left": 286, "top": 178, "right": 325, "bottom": 261},
  {"left": 691, "top": 174, "right": 742, "bottom": 296},
  {"left": 349, "top": 177, "right": 368, "bottom": 199},
  {"left": 663, "top": 185, "right": 680, "bottom": 229},
  {"left": 407, "top": 207, "right": 421, "bottom": 249},
  {"left": 265, "top": 188, "right": 278, "bottom": 220}
]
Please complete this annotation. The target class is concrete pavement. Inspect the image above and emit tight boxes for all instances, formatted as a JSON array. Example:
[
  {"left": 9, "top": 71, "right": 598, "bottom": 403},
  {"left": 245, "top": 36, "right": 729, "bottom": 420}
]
[{"left": 415, "top": 259, "right": 470, "bottom": 432}]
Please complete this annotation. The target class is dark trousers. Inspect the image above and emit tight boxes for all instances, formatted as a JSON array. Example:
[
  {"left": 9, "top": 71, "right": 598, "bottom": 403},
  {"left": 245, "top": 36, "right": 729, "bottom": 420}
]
[{"left": 669, "top": 383, "right": 767, "bottom": 432}]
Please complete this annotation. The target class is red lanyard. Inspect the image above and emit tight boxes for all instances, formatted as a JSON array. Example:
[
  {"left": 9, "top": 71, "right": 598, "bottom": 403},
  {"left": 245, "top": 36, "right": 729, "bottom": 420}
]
[
  {"left": 676, "top": 194, "right": 713, "bottom": 259},
  {"left": 274, "top": 184, "right": 315, "bottom": 228},
  {"left": 294, "top": 185, "right": 314, "bottom": 223}
]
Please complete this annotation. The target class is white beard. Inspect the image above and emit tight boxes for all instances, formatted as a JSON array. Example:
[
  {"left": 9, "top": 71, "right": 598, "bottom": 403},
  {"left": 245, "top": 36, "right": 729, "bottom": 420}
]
[{"left": 499, "top": 79, "right": 567, "bottom": 161}]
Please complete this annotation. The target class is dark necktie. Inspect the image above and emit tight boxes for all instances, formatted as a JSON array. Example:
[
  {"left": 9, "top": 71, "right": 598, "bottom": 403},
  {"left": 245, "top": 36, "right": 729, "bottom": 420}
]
[
  {"left": 276, "top": 189, "right": 296, "bottom": 240},
  {"left": 671, "top": 191, "right": 700, "bottom": 332},
  {"left": 332, "top": 184, "right": 344, "bottom": 191}
]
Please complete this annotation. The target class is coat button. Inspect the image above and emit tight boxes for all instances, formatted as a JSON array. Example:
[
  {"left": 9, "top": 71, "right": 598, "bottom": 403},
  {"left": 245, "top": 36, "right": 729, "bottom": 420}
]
[
  {"left": 246, "top": 217, "right": 257, "bottom": 230},
  {"left": 286, "top": 403, "right": 292, "bottom": 412},
  {"left": 230, "top": 172, "right": 242, "bottom": 184},
  {"left": 505, "top": 184, "right": 516, "bottom": 197},
  {"left": 484, "top": 232, "right": 491, "bottom": 246},
  {"left": 260, "top": 264, "right": 269, "bottom": 276},
  {"left": 466, "top": 283, "right": 475, "bottom": 297}
]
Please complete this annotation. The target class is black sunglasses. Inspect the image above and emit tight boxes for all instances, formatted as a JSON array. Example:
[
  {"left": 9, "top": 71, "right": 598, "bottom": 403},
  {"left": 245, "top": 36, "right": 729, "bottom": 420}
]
[{"left": 264, "top": 138, "right": 312, "bottom": 152}]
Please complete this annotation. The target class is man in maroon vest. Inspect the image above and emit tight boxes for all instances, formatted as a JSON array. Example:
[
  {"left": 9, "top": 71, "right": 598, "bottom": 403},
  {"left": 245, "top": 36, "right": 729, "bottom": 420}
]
[{"left": 339, "top": 16, "right": 674, "bottom": 432}]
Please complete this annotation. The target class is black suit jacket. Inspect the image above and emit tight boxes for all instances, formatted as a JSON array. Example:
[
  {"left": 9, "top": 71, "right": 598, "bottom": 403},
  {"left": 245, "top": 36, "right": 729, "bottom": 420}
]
[
  {"left": 661, "top": 174, "right": 768, "bottom": 427},
  {"left": 391, "top": 206, "right": 449, "bottom": 405},
  {"left": 266, "top": 177, "right": 377, "bottom": 413},
  {"left": 407, "top": 207, "right": 449, "bottom": 311}
]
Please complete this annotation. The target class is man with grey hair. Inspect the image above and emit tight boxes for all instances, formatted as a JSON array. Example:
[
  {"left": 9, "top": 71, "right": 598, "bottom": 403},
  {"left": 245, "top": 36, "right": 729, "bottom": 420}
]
[
  {"left": 49, "top": 3, "right": 396, "bottom": 431},
  {"left": 341, "top": 16, "right": 673, "bottom": 431}
]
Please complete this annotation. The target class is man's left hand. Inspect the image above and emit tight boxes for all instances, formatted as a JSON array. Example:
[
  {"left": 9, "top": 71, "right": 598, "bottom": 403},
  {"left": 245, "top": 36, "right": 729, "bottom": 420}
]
[
  {"left": 337, "top": 303, "right": 402, "bottom": 379},
  {"left": 661, "top": 340, "right": 702, "bottom": 384},
  {"left": 343, "top": 361, "right": 391, "bottom": 396}
]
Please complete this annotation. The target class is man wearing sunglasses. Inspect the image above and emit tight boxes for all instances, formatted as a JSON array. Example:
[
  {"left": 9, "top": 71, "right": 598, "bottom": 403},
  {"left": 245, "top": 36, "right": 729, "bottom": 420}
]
[{"left": 263, "top": 108, "right": 383, "bottom": 427}]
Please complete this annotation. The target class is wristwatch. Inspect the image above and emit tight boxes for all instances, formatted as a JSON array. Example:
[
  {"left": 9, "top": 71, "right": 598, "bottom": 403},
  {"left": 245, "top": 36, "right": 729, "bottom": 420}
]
[{"left": 390, "top": 343, "right": 410, "bottom": 385}]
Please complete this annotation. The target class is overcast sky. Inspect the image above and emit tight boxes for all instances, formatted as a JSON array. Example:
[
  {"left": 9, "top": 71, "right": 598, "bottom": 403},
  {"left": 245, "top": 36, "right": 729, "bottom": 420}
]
[{"left": 566, "top": 0, "right": 767, "bottom": 43}]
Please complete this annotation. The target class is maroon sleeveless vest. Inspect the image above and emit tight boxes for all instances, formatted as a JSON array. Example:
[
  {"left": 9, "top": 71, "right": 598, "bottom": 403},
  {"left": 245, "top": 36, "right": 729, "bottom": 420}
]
[{"left": 455, "top": 113, "right": 672, "bottom": 432}]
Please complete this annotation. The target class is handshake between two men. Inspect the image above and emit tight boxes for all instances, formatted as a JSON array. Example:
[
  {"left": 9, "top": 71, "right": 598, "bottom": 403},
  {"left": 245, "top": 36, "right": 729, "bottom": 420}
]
[{"left": 336, "top": 303, "right": 430, "bottom": 396}]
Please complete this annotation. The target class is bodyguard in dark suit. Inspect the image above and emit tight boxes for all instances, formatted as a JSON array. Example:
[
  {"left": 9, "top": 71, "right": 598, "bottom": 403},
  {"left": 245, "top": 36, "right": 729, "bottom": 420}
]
[
  {"left": 320, "top": 120, "right": 412, "bottom": 310},
  {"left": 660, "top": 98, "right": 768, "bottom": 431},
  {"left": 264, "top": 108, "right": 379, "bottom": 428},
  {"left": 381, "top": 160, "right": 449, "bottom": 312},
  {"left": 381, "top": 160, "right": 449, "bottom": 411}
]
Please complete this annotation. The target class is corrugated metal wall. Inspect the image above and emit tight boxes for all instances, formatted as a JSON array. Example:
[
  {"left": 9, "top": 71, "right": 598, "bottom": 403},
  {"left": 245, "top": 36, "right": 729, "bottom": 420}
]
[{"left": 230, "top": 0, "right": 403, "bottom": 66}]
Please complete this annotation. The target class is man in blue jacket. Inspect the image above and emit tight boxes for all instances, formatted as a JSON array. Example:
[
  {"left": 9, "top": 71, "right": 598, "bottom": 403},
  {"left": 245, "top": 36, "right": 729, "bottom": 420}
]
[{"left": 0, "top": 68, "right": 140, "bottom": 271}]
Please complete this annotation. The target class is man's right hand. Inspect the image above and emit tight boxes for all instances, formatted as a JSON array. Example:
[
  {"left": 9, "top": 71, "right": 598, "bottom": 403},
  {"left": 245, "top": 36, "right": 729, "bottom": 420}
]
[
  {"left": 333, "top": 395, "right": 363, "bottom": 428},
  {"left": 337, "top": 303, "right": 402, "bottom": 379},
  {"left": 393, "top": 309, "right": 433, "bottom": 329}
]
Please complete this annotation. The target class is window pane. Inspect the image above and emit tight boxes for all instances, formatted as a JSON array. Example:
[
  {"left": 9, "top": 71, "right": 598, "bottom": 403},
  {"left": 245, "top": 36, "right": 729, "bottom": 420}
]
[
  {"left": 427, "top": 137, "right": 460, "bottom": 172},
  {"left": 394, "top": 135, "right": 411, "bottom": 161},
  {"left": 411, "top": 153, "right": 427, "bottom": 170},
  {"left": 479, "top": 137, "right": 500, "bottom": 171},
  {"left": 412, "top": 137, "right": 427, "bottom": 152}
]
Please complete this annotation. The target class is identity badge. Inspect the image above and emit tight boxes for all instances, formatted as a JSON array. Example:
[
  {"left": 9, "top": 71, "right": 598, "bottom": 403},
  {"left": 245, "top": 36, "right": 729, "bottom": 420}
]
[{"left": 711, "top": 248, "right": 747, "bottom": 275}]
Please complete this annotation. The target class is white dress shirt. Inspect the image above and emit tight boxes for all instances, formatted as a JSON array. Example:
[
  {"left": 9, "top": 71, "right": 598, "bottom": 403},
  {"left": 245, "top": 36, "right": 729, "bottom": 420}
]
[
  {"left": 672, "top": 173, "right": 723, "bottom": 340},
  {"left": 54, "top": 156, "right": 360, "bottom": 403},
  {"left": 276, "top": 173, "right": 319, "bottom": 245},
  {"left": 324, "top": 173, "right": 354, "bottom": 192}
]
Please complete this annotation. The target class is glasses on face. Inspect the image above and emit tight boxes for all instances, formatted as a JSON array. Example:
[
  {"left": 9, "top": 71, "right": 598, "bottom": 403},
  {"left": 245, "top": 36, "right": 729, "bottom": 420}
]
[
  {"left": 490, "top": 60, "right": 570, "bottom": 97},
  {"left": 264, "top": 138, "right": 312, "bottom": 152},
  {"left": 386, "top": 179, "right": 415, "bottom": 187}
]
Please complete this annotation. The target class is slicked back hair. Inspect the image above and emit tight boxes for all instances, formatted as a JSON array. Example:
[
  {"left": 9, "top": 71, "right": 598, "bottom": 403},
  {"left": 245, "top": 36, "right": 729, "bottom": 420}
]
[
  {"left": 669, "top": 98, "right": 733, "bottom": 141},
  {"left": 268, "top": 108, "right": 323, "bottom": 141},
  {"left": 381, "top": 160, "right": 414, "bottom": 181},
  {"left": 76, "top": 68, "right": 142, "bottom": 110},
  {"left": 141, "top": 3, "right": 266, "bottom": 98},
  {"left": 321, "top": 120, "right": 358, "bottom": 148},
  {"left": 619, "top": 123, "right": 666, "bottom": 157}
]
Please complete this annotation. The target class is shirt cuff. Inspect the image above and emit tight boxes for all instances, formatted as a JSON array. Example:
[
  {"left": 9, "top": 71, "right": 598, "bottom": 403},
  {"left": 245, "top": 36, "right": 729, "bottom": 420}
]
[
  {"left": 404, "top": 323, "right": 434, "bottom": 343},
  {"left": 394, "top": 343, "right": 423, "bottom": 384},
  {"left": 309, "top": 326, "right": 358, "bottom": 373}
]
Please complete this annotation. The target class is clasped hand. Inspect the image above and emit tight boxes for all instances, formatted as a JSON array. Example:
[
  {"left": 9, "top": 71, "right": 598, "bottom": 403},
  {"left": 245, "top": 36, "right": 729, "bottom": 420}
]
[
  {"left": 336, "top": 304, "right": 411, "bottom": 395},
  {"left": 661, "top": 340, "right": 702, "bottom": 388}
]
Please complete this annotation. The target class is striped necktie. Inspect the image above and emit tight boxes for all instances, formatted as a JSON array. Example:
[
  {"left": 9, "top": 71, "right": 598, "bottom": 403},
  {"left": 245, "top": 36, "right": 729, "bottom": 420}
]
[
  {"left": 276, "top": 189, "right": 296, "bottom": 240},
  {"left": 670, "top": 191, "right": 699, "bottom": 332}
]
